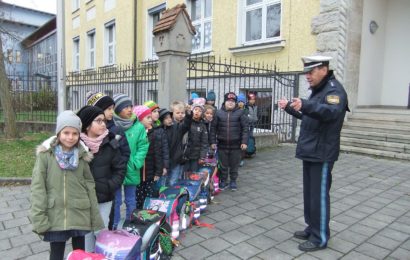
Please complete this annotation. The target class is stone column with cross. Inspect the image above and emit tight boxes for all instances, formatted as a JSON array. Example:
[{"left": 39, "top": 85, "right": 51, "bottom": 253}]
[{"left": 153, "top": 4, "right": 196, "bottom": 109}]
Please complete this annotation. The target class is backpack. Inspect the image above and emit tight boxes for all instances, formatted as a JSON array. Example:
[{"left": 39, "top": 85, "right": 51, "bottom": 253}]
[
  {"left": 246, "top": 135, "right": 256, "bottom": 157},
  {"left": 67, "top": 250, "right": 107, "bottom": 260},
  {"left": 159, "top": 186, "right": 193, "bottom": 231},
  {"left": 95, "top": 229, "right": 142, "bottom": 260}
]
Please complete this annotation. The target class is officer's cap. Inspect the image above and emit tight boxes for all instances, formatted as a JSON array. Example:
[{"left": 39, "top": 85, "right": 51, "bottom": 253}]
[{"left": 302, "top": 55, "right": 332, "bottom": 72}]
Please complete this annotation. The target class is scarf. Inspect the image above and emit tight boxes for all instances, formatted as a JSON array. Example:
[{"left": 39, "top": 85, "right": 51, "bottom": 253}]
[
  {"left": 80, "top": 129, "right": 109, "bottom": 154},
  {"left": 113, "top": 114, "right": 134, "bottom": 132},
  {"left": 54, "top": 145, "right": 79, "bottom": 170}
]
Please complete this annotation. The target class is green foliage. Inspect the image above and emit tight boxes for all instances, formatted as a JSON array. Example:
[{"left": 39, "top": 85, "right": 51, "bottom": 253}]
[{"left": 0, "top": 132, "right": 50, "bottom": 177}]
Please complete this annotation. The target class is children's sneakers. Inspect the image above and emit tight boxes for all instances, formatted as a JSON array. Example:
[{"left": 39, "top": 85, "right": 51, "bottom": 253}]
[
  {"left": 219, "top": 180, "right": 227, "bottom": 190},
  {"left": 229, "top": 181, "right": 237, "bottom": 191}
]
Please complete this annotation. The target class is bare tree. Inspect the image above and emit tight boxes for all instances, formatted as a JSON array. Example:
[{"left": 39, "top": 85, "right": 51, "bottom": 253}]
[{"left": 0, "top": 36, "right": 18, "bottom": 138}]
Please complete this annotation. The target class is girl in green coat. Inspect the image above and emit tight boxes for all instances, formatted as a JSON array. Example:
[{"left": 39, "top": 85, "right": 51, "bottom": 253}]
[{"left": 30, "top": 111, "right": 104, "bottom": 260}]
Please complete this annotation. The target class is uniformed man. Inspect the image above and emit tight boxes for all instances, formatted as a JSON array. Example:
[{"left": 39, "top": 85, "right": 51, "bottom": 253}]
[{"left": 278, "top": 55, "right": 349, "bottom": 252}]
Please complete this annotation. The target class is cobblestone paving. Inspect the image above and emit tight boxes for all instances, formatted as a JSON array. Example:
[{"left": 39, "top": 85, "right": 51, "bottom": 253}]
[{"left": 1, "top": 144, "right": 410, "bottom": 259}]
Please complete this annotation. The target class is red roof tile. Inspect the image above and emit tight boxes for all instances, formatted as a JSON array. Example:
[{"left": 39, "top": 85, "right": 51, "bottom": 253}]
[{"left": 153, "top": 3, "right": 196, "bottom": 35}]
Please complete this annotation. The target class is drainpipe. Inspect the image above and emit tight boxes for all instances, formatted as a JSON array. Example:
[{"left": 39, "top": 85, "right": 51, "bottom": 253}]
[
  {"left": 133, "top": 0, "right": 138, "bottom": 104},
  {"left": 408, "top": 83, "right": 410, "bottom": 109}
]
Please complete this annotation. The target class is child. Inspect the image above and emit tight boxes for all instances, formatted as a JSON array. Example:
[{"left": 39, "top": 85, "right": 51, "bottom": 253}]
[
  {"left": 77, "top": 106, "right": 126, "bottom": 252},
  {"left": 165, "top": 101, "right": 192, "bottom": 185},
  {"left": 30, "top": 111, "right": 104, "bottom": 260},
  {"left": 112, "top": 94, "right": 149, "bottom": 229},
  {"left": 237, "top": 93, "right": 247, "bottom": 167},
  {"left": 210, "top": 92, "right": 249, "bottom": 191},
  {"left": 184, "top": 98, "right": 208, "bottom": 172},
  {"left": 144, "top": 100, "right": 169, "bottom": 181},
  {"left": 86, "top": 91, "right": 130, "bottom": 230},
  {"left": 203, "top": 105, "right": 215, "bottom": 146},
  {"left": 206, "top": 90, "right": 217, "bottom": 109},
  {"left": 133, "top": 105, "right": 164, "bottom": 209},
  {"left": 246, "top": 92, "right": 258, "bottom": 136}
]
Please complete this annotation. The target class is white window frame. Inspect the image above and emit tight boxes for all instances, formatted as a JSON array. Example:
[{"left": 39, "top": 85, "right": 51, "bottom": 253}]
[
  {"left": 72, "top": 37, "right": 80, "bottom": 71},
  {"left": 104, "top": 21, "right": 116, "bottom": 65},
  {"left": 187, "top": 0, "right": 213, "bottom": 53},
  {"left": 146, "top": 3, "right": 166, "bottom": 60},
  {"left": 87, "top": 30, "right": 96, "bottom": 69},
  {"left": 72, "top": 0, "right": 80, "bottom": 12},
  {"left": 238, "top": 0, "right": 282, "bottom": 45}
]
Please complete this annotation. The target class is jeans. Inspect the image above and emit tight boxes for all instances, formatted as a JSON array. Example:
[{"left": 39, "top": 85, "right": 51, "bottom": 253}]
[
  {"left": 85, "top": 201, "right": 112, "bottom": 252},
  {"left": 218, "top": 149, "right": 242, "bottom": 182},
  {"left": 167, "top": 164, "right": 183, "bottom": 186},
  {"left": 113, "top": 185, "right": 136, "bottom": 229}
]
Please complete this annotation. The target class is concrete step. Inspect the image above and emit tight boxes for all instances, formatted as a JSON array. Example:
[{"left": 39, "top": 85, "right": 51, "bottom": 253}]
[
  {"left": 340, "top": 145, "right": 410, "bottom": 160},
  {"left": 353, "top": 108, "right": 410, "bottom": 115},
  {"left": 343, "top": 121, "right": 410, "bottom": 135},
  {"left": 348, "top": 115, "right": 410, "bottom": 126},
  {"left": 341, "top": 129, "right": 410, "bottom": 144},
  {"left": 341, "top": 137, "right": 410, "bottom": 154}
]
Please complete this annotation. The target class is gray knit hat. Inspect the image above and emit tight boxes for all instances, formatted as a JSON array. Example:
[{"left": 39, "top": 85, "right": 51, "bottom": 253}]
[
  {"left": 56, "top": 110, "right": 82, "bottom": 134},
  {"left": 113, "top": 93, "right": 133, "bottom": 114}
]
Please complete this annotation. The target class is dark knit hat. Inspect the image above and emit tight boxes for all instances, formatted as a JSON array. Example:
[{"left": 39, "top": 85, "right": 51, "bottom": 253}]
[
  {"left": 224, "top": 92, "right": 237, "bottom": 103},
  {"left": 86, "top": 91, "right": 115, "bottom": 111},
  {"left": 158, "top": 108, "right": 171, "bottom": 122},
  {"left": 113, "top": 93, "right": 133, "bottom": 114},
  {"left": 56, "top": 110, "right": 82, "bottom": 134},
  {"left": 76, "top": 105, "right": 105, "bottom": 132},
  {"left": 206, "top": 90, "right": 216, "bottom": 101}
]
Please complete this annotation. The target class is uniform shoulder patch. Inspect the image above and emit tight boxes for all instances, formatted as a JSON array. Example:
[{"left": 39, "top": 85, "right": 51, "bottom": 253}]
[{"left": 326, "top": 95, "right": 340, "bottom": 104}]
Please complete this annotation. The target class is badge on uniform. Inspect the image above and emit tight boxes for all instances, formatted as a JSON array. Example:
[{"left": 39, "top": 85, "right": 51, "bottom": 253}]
[{"left": 326, "top": 95, "right": 340, "bottom": 104}]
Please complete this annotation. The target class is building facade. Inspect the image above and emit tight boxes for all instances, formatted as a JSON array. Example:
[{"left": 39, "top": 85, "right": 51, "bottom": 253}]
[
  {"left": 64, "top": 0, "right": 319, "bottom": 72},
  {"left": 0, "top": 2, "right": 54, "bottom": 76}
]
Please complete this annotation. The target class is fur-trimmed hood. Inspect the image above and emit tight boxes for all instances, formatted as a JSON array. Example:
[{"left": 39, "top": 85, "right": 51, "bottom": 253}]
[{"left": 36, "top": 136, "right": 93, "bottom": 162}]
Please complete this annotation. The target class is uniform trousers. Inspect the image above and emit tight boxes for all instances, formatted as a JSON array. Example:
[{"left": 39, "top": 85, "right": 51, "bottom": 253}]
[{"left": 302, "top": 160, "right": 334, "bottom": 247}]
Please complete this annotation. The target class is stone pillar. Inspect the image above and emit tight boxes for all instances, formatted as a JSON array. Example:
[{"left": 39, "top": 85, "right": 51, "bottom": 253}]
[
  {"left": 153, "top": 4, "right": 195, "bottom": 109},
  {"left": 312, "top": 0, "right": 363, "bottom": 110}
]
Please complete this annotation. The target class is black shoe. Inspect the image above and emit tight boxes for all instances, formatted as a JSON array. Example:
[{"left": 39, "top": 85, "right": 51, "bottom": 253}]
[
  {"left": 298, "top": 241, "right": 326, "bottom": 252},
  {"left": 293, "top": 230, "right": 309, "bottom": 240}
]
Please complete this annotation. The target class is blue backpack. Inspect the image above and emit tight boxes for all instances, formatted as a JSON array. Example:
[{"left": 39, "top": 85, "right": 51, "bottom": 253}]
[{"left": 246, "top": 135, "right": 256, "bottom": 157}]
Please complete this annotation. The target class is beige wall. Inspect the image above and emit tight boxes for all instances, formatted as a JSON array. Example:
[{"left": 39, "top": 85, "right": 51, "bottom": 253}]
[{"left": 66, "top": 0, "right": 319, "bottom": 72}]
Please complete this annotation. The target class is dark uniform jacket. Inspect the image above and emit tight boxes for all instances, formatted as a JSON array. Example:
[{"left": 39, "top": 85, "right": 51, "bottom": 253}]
[
  {"left": 210, "top": 106, "right": 249, "bottom": 150},
  {"left": 285, "top": 71, "right": 349, "bottom": 162},
  {"left": 88, "top": 133, "right": 126, "bottom": 203},
  {"left": 184, "top": 119, "right": 208, "bottom": 160}
]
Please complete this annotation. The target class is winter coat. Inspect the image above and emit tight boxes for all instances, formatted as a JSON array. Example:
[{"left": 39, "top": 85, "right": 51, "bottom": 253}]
[
  {"left": 210, "top": 106, "right": 249, "bottom": 150},
  {"left": 154, "top": 125, "right": 169, "bottom": 170},
  {"left": 246, "top": 104, "right": 258, "bottom": 124},
  {"left": 184, "top": 119, "right": 208, "bottom": 160},
  {"left": 30, "top": 136, "right": 104, "bottom": 235},
  {"left": 164, "top": 115, "right": 192, "bottom": 167},
  {"left": 284, "top": 71, "right": 349, "bottom": 162},
  {"left": 87, "top": 133, "right": 126, "bottom": 203},
  {"left": 107, "top": 119, "right": 131, "bottom": 165},
  {"left": 204, "top": 120, "right": 213, "bottom": 146},
  {"left": 124, "top": 120, "right": 149, "bottom": 186},
  {"left": 142, "top": 127, "right": 164, "bottom": 181}
]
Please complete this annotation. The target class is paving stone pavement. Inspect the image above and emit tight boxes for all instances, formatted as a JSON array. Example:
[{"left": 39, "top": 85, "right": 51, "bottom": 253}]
[{"left": 1, "top": 144, "right": 410, "bottom": 259}]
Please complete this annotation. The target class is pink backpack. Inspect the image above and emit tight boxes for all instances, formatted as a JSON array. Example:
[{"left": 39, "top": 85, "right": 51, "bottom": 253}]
[
  {"left": 67, "top": 250, "right": 107, "bottom": 260},
  {"left": 95, "top": 229, "right": 142, "bottom": 260}
]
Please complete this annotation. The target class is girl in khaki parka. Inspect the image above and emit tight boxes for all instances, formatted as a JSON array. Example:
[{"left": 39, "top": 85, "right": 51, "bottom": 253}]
[{"left": 30, "top": 111, "right": 104, "bottom": 260}]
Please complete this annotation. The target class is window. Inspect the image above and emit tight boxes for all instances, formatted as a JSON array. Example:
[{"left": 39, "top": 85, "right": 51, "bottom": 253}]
[
  {"left": 241, "top": 0, "right": 281, "bottom": 44},
  {"left": 16, "top": 50, "right": 21, "bottom": 63},
  {"left": 104, "top": 21, "right": 116, "bottom": 65},
  {"left": 7, "top": 49, "right": 13, "bottom": 62},
  {"left": 72, "top": 0, "right": 80, "bottom": 11},
  {"left": 147, "top": 3, "right": 166, "bottom": 60},
  {"left": 87, "top": 30, "right": 96, "bottom": 68},
  {"left": 189, "top": 0, "right": 212, "bottom": 52},
  {"left": 73, "top": 37, "right": 80, "bottom": 71}
]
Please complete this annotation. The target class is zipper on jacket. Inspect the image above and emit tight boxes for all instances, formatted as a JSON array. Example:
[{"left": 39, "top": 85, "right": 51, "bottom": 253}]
[
  {"left": 64, "top": 173, "right": 67, "bottom": 229},
  {"left": 227, "top": 112, "right": 230, "bottom": 145}
]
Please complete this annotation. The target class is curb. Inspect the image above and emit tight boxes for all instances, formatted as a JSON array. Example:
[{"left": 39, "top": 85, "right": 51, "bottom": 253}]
[{"left": 0, "top": 177, "right": 32, "bottom": 186}]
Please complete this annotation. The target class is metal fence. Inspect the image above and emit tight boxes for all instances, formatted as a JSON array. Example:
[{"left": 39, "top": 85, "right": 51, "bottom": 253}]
[
  {"left": 1, "top": 73, "right": 57, "bottom": 123},
  {"left": 187, "top": 54, "right": 299, "bottom": 142}
]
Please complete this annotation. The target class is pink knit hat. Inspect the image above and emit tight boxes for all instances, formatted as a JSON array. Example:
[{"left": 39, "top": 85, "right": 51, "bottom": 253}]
[{"left": 132, "top": 105, "right": 151, "bottom": 121}]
